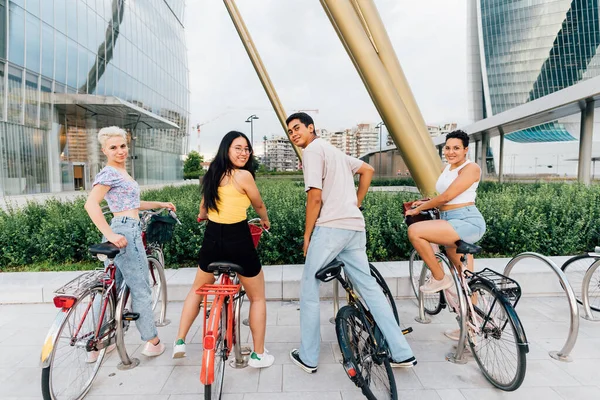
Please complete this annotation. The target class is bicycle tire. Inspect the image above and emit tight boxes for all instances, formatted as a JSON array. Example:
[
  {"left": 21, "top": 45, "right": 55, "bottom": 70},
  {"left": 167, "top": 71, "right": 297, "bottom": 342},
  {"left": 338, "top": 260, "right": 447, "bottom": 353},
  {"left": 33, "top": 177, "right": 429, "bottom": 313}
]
[
  {"left": 148, "top": 256, "right": 168, "bottom": 316},
  {"left": 42, "top": 286, "right": 114, "bottom": 400},
  {"left": 205, "top": 302, "right": 227, "bottom": 400},
  {"left": 369, "top": 263, "right": 399, "bottom": 325},
  {"left": 408, "top": 249, "right": 443, "bottom": 315},
  {"left": 468, "top": 280, "right": 527, "bottom": 391},
  {"left": 561, "top": 254, "right": 600, "bottom": 311},
  {"left": 336, "top": 305, "right": 397, "bottom": 400}
]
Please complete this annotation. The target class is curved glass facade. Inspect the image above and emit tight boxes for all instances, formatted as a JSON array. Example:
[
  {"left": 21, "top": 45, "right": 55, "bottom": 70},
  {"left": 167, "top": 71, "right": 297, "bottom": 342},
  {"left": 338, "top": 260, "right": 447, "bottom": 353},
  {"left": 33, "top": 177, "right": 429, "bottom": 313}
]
[
  {"left": 478, "top": 0, "right": 600, "bottom": 115},
  {"left": 0, "top": 0, "right": 189, "bottom": 195}
]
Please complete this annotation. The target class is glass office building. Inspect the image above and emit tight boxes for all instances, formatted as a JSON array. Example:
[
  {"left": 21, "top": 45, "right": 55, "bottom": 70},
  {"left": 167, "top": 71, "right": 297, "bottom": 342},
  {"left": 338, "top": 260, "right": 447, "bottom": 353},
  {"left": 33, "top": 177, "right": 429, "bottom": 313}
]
[
  {"left": 468, "top": 0, "right": 600, "bottom": 175},
  {"left": 0, "top": 0, "right": 189, "bottom": 195}
]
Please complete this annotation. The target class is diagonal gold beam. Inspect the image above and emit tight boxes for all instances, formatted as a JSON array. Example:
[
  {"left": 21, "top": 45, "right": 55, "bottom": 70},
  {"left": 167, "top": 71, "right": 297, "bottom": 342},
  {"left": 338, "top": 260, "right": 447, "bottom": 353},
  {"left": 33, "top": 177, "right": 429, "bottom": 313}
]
[
  {"left": 223, "top": 0, "right": 302, "bottom": 160},
  {"left": 351, "top": 0, "right": 441, "bottom": 170},
  {"left": 321, "top": 0, "right": 440, "bottom": 195}
]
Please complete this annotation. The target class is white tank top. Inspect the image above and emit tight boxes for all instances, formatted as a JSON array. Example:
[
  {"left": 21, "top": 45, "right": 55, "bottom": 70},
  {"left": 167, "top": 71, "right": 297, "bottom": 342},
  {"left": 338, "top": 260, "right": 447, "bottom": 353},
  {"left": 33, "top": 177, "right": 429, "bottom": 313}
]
[{"left": 435, "top": 160, "right": 479, "bottom": 205}]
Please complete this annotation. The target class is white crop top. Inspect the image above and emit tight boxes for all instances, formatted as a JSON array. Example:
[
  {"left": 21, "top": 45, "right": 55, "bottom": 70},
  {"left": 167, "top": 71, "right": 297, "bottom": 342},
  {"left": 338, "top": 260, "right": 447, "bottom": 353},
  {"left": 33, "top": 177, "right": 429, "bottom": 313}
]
[{"left": 435, "top": 160, "right": 479, "bottom": 205}]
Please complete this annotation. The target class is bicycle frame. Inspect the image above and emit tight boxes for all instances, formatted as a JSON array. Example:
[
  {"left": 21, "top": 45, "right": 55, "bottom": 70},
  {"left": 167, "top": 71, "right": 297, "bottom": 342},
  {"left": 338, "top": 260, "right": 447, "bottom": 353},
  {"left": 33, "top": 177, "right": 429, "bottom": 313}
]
[
  {"left": 40, "top": 259, "right": 138, "bottom": 370},
  {"left": 196, "top": 274, "right": 241, "bottom": 385}
]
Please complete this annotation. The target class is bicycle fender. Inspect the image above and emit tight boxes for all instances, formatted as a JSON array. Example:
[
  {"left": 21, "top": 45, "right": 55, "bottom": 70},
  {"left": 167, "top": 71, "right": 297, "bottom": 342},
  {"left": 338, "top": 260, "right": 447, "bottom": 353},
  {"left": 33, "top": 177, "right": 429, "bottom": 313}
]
[{"left": 40, "top": 308, "right": 70, "bottom": 368}]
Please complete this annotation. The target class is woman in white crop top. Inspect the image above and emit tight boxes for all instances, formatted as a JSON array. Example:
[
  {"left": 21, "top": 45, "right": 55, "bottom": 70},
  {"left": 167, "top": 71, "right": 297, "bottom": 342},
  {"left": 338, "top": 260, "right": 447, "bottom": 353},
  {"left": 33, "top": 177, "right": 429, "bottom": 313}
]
[{"left": 405, "top": 130, "right": 486, "bottom": 302}]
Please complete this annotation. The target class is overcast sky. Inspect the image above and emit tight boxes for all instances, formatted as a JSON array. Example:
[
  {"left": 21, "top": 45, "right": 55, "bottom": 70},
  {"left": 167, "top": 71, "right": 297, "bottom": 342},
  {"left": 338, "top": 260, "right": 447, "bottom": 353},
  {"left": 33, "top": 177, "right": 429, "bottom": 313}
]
[{"left": 183, "top": 0, "right": 468, "bottom": 158}]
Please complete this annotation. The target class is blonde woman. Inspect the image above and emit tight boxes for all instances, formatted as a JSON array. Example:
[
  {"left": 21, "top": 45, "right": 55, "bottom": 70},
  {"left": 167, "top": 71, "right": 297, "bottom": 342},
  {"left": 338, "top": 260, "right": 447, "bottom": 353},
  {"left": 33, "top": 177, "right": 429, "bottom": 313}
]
[{"left": 84, "top": 126, "right": 175, "bottom": 360}]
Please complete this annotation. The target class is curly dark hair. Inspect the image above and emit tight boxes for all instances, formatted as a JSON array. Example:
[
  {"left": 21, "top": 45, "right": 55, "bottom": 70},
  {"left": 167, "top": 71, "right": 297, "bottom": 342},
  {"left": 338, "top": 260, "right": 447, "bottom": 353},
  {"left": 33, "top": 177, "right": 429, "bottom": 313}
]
[{"left": 445, "top": 130, "right": 469, "bottom": 148}]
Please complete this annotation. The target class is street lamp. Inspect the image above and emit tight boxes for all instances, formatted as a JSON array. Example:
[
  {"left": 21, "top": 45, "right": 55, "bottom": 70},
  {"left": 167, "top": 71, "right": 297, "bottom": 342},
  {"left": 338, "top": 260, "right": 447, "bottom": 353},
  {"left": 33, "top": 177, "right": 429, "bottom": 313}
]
[
  {"left": 245, "top": 114, "right": 259, "bottom": 149},
  {"left": 375, "top": 121, "right": 384, "bottom": 178}
]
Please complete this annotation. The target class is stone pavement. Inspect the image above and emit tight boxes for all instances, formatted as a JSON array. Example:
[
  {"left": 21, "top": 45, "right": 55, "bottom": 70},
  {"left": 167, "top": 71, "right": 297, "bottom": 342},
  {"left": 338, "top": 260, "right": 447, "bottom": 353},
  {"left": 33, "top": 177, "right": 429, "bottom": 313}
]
[{"left": 0, "top": 297, "right": 599, "bottom": 399}]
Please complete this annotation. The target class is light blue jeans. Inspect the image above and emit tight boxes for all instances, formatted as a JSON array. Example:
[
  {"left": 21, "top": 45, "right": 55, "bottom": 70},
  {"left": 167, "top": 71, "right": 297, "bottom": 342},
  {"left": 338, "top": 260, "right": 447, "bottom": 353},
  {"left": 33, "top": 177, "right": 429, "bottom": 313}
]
[
  {"left": 106, "top": 217, "right": 158, "bottom": 341},
  {"left": 299, "top": 226, "right": 414, "bottom": 366}
]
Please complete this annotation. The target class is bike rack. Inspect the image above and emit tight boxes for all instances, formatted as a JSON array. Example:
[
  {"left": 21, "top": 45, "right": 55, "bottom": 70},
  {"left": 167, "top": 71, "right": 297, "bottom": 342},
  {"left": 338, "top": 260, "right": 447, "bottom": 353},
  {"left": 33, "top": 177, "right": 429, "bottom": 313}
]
[
  {"left": 581, "top": 258, "right": 600, "bottom": 321},
  {"left": 415, "top": 265, "right": 432, "bottom": 325},
  {"left": 230, "top": 292, "right": 251, "bottom": 369},
  {"left": 115, "top": 286, "right": 140, "bottom": 370},
  {"left": 504, "top": 252, "right": 579, "bottom": 362}
]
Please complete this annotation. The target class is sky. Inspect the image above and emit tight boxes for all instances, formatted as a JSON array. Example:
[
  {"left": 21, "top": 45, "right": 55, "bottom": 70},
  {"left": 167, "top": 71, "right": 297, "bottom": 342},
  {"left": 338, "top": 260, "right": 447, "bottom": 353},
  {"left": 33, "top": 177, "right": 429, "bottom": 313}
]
[{"left": 183, "top": 0, "right": 468, "bottom": 158}]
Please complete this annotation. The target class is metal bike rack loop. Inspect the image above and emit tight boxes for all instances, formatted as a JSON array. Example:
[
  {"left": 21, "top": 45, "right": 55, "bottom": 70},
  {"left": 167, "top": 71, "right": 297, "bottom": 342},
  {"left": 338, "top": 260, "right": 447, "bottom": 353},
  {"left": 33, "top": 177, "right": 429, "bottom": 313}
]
[
  {"left": 115, "top": 286, "right": 140, "bottom": 370},
  {"left": 415, "top": 265, "right": 432, "bottom": 324},
  {"left": 581, "top": 258, "right": 600, "bottom": 321},
  {"left": 504, "top": 252, "right": 579, "bottom": 362},
  {"left": 230, "top": 293, "right": 251, "bottom": 368}
]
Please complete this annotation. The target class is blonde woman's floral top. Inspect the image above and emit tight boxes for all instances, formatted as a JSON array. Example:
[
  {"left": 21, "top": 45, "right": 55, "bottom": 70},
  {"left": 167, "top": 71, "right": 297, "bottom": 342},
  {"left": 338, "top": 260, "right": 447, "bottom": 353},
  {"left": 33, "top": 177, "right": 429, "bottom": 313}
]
[{"left": 93, "top": 166, "right": 140, "bottom": 212}]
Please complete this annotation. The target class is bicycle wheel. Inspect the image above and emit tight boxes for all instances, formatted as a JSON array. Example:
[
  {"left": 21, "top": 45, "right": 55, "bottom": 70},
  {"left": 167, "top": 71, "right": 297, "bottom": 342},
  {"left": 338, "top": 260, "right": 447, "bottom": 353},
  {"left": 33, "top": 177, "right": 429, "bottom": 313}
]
[
  {"left": 205, "top": 302, "right": 227, "bottom": 400},
  {"left": 561, "top": 254, "right": 600, "bottom": 311},
  {"left": 148, "top": 256, "right": 168, "bottom": 315},
  {"left": 408, "top": 249, "right": 443, "bottom": 315},
  {"left": 42, "top": 286, "right": 115, "bottom": 400},
  {"left": 468, "top": 281, "right": 527, "bottom": 391},
  {"left": 369, "top": 263, "right": 399, "bottom": 325},
  {"left": 336, "top": 305, "right": 397, "bottom": 400}
]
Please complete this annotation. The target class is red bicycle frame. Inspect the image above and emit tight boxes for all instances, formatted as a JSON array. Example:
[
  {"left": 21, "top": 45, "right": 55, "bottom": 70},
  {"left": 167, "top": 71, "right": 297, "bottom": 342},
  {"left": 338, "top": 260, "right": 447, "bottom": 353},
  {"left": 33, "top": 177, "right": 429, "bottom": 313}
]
[{"left": 196, "top": 274, "right": 241, "bottom": 385}]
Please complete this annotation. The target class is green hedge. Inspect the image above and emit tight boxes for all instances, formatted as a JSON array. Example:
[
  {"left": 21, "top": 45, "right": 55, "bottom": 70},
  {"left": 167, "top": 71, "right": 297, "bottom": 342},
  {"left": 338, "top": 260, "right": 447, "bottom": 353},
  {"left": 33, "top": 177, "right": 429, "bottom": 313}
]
[{"left": 0, "top": 180, "right": 599, "bottom": 270}]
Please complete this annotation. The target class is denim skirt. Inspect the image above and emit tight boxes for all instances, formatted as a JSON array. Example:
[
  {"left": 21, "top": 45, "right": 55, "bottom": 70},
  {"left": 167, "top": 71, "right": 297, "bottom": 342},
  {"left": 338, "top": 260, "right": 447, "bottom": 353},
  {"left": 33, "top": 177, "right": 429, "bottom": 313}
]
[{"left": 440, "top": 205, "right": 486, "bottom": 244}]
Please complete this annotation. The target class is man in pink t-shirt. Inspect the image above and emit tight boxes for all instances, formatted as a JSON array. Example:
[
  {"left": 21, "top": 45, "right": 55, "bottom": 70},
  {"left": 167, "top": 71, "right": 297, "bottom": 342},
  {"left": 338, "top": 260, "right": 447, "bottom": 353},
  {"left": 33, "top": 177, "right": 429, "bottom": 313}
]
[{"left": 285, "top": 113, "right": 416, "bottom": 374}]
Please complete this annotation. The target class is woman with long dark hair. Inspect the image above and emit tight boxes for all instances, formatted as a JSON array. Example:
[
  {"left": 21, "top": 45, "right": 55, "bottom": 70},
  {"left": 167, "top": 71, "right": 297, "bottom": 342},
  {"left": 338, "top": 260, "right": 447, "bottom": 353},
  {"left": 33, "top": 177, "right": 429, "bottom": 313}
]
[{"left": 173, "top": 131, "right": 274, "bottom": 368}]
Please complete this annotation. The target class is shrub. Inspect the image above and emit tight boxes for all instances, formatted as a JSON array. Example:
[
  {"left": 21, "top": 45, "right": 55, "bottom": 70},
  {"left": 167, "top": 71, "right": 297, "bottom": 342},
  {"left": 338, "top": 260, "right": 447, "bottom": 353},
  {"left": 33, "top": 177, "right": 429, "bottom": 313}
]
[{"left": 1, "top": 180, "right": 599, "bottom": 270}]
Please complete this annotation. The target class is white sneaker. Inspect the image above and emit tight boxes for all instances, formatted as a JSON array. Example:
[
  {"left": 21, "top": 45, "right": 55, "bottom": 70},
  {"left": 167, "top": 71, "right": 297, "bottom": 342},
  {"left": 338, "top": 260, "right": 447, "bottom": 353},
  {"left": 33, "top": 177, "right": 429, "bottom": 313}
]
[
  {"left": 172, "top": 339, "right": 186, "bottom": 359},
  {"left": 141, "top": 341, "right": 166, "bottom": 357},
  {"left": 420, "top": 274, "right": 453, "bottom": 294},
  {"left": 86, "top": 343, "right": 116, "bottom": 363},
  {"left": 444, "top": 328, "right": 460, "bottom": 341},
  {"left": 248, "top": 350, "right": 275, "bottom": 368}
]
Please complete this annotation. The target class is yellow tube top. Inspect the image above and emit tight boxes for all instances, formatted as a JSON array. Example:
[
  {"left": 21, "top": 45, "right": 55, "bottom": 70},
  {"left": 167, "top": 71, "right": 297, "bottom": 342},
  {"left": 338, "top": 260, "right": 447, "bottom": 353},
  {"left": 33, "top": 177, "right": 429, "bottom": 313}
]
[{"left": 208, "top": 172, "right": 251, "bottom": 224}]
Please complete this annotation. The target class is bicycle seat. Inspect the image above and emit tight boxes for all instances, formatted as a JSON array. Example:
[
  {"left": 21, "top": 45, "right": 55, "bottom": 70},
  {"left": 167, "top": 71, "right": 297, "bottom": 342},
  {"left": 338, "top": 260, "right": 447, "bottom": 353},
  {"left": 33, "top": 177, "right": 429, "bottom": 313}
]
[
  {"left": 315, "top": 260, "right": 344, "bottom": 282},
  {"left": 206, "top": 261, "right": 245, "bottom": 275},
  {"left": 455, "top": 240, "right": 482, "bottom": 255},
  {"left": 89, "top": 242, "right": 120, "bottom": 259}
]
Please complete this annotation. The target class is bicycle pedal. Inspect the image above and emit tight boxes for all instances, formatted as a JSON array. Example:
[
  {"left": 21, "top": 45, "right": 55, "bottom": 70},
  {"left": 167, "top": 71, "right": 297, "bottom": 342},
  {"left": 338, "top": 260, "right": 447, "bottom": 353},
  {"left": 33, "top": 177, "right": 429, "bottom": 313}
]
[
  {"left": 402, "top": 327, "right": 413, "bottom": 335},
  {"left": 123, "top": 312, "right": 140, "bottom": 321}
]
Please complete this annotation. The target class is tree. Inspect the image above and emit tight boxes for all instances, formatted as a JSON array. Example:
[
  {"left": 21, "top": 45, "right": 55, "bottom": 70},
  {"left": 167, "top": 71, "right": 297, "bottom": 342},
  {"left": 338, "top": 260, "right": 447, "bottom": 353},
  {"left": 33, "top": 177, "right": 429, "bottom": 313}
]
[{"left": 184, "top": 151, "right": 203, "bottom": 174}]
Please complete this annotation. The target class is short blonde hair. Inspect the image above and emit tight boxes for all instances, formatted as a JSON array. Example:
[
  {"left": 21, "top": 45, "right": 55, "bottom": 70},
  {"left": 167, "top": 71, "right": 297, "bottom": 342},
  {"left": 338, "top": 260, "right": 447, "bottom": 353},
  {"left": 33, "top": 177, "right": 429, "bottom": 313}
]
[{"left": 98, "top": 126, "right": 127, "bottom": 147}]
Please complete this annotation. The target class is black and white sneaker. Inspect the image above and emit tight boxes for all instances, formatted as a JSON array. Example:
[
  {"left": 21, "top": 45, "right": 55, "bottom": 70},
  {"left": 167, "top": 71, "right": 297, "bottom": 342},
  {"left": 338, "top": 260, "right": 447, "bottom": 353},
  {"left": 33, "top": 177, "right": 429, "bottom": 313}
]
[
  {"left": 390, "top": 356, "right": 417, "bottom": 368},
  {"left": 289, "top": 349, "right": 317, "bottom": 374}
]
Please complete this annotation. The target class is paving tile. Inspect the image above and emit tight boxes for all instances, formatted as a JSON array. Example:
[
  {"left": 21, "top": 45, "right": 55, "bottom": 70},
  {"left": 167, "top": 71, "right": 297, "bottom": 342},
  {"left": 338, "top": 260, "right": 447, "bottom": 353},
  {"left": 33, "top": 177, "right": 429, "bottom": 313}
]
[
  {"left": 257, "top": 364, "right": 283, "bottom": 392},
  {"left": 550, "top": 385, "right": 600, "bottom": 400},
  {"left": 411, "top": 361, "right": 491, "bottom": 389},
  {"left": 169, "top": 395, "right": 244, "bottom": 400},
  {"left": 341, "top": 389, "right": 441, "bottom": 400},
  {"left": 436, "top": 389, "right": 467, "bottom": 400},
  {"left": 520, "top": 360, "right": 580, "bottom": 387},
  {"left": 460, "top": 387, "right": 563, "bottom": 399},
  {"left": 282, "top": 363, "right": 357, "bottom": 392},
  {"left": 244, "top": 393, "right": 342, "bottom": 400},
  {"left": 535, "top": 337, "right": 600, "bottom": 359},
  {"left": 554, "top": 358, "right": 600, "bottom": 386},
  {"left": 86, "top": 396, "right": 170, "bottom": 400},
  {"left": 159, "top": 365, "right": 204, "bottom": 394},
  {"left": 0, "top": 367, "right": 42, "bottom": 397},
  {"left": 391, "top": 368, "right": 426, "bottom": 389},
  {"left": 86, "top": 365, "right": 174, "bottom": 396}
]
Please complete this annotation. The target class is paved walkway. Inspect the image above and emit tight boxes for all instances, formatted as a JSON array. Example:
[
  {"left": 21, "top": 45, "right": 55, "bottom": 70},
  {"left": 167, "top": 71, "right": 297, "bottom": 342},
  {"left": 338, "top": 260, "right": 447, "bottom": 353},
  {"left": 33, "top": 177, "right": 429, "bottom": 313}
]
[{"left": 1, "top": 297, "right": 599, "bottom": 399}]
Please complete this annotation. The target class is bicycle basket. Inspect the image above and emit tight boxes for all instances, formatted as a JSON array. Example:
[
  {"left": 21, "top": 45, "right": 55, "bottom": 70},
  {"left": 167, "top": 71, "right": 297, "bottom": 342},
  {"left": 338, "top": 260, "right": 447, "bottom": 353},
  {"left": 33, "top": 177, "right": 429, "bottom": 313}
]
[
  {"left": 249, "top": 223, "right": 263, "bottom": 249},
  {"left": 146, "top": 214, "right": 177, "bottom": 244}
]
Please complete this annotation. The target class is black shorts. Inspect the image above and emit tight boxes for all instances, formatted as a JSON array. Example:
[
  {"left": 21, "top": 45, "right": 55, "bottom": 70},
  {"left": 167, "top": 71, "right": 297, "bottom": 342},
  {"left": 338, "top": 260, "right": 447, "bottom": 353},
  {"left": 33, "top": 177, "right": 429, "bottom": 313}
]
[{"left": 198, "top": 219, "right": 262, "bottom": 278}]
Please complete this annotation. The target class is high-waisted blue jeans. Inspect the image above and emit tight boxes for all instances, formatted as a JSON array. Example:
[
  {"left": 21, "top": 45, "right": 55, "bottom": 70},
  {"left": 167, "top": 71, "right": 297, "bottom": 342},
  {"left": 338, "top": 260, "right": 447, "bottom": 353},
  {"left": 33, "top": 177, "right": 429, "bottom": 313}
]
[
  {"left": 106, "top": 217, "right": 158, "bottom": 341},
  {"left": 299, "top": 226, "right": 414, "bottom": 366}
]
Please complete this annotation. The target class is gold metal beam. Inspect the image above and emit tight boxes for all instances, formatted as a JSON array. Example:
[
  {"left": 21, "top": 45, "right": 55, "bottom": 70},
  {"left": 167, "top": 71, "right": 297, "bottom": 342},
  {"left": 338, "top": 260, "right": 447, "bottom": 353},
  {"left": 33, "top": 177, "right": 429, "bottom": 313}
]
[
  {"left": 321, "top": 0, "right": 440, "bottom": 195},
  {"left": 223, "top": 0, "right": 302, "bottom": 160},
  {"left": 350, "top": 0, "right": 441, "bottom": 170}
]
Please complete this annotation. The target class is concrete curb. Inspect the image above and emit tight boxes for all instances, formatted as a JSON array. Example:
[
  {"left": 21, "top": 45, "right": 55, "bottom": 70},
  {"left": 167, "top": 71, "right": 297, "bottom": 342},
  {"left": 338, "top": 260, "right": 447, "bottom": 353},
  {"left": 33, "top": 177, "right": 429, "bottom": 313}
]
[{"left": 0, "top": 255, "right": 575, "bottom": 304}]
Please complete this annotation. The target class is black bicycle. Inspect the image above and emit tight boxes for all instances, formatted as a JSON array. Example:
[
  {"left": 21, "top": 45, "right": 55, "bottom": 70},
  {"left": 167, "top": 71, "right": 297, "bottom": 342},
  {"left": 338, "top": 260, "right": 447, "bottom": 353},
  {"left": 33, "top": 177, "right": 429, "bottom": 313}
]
[{"left": 317, "top": 260, "right": 411, "bottom": 400}]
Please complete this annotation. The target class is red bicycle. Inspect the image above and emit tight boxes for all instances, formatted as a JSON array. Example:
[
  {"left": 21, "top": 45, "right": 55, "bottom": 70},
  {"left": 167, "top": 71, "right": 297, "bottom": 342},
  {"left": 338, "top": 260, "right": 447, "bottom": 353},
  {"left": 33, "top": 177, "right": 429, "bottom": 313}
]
[
  {"left": 196, "top": 218, "right": 266, "bottom": 400},
  {"left": 40, "top": 209, "right": 180, "bottom": 400}
]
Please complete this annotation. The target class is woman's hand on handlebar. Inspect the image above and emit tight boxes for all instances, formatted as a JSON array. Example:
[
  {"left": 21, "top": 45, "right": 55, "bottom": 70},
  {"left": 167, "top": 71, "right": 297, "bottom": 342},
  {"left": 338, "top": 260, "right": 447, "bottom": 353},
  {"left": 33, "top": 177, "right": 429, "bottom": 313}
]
[
  {"left": 160, "top": 202, "right": 176, "bottom": 212},
  {"left": 260, "top": 219, "right": 270, "bottom": 231}
]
